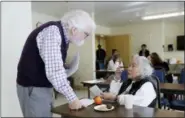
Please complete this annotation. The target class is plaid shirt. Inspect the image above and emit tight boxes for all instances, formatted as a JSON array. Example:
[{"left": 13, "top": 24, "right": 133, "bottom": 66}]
[{"left": 36, "top": 24, "right": 77, "bottom": 103}]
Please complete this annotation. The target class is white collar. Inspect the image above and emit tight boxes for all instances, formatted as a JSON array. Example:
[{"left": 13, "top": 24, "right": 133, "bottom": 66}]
[{"left": 113, "top": 76, "right": 121, "bottom": 82}]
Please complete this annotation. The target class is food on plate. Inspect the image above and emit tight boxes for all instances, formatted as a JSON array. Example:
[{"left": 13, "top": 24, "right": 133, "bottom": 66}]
[{"left": 106, "top": 104, "right": 112, "bottom": 109}]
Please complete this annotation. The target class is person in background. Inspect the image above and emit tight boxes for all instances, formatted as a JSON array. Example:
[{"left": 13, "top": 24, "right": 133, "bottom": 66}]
[
  {"left": 112, "top": 49, "right": 119, "bottom": 57},
  {"left": 107, "top": 54, "right": 124, "bottom": 71},
  {"left": 148, "top": 52, "right": 172, "bottom": 83},
  {"left": 16, "top": 10, "right": 96, "bottom": 117},
  {"left": 105, "top": 49, "right": 119, "bottom": 68},
  {"left": 148, "top": 52, "right": 173, "bottom": 103},
  {"left": 139, "top": 44, "right": 150, "bottom": 57},
  {"left": 107, "top": 68, "right": 124, "bottom": 95},
  {"left": 101, "top": 55, "right": 157, "bottom": 108},
  {"left": 148, "top": 52, "right": 169, "bottom": 72},
  {"left": 96, "top": 44, "right": 106, "bottom": 69}
]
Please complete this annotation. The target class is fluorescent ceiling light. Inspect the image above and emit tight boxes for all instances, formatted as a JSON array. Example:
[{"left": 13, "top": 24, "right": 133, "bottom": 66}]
[
  {"left": 121, "top": 7, "right": 144, "bottom": 13},
  {"left": 142, "top": 11, "right": 184, "bottom": 20},
  {"left": 126, "top": 2, "right": 148, "bottom": 7}
]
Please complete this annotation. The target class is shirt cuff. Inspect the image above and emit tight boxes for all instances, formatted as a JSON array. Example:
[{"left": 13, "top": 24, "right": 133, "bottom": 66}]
[
  {"left": 63, "top": 89, "right": 78, "bottom": 103},
  {"left": 118, "top": 95, "right": 125, "bottom": 105}
]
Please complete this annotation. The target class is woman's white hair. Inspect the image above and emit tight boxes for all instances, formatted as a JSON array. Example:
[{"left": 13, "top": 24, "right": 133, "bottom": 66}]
[
  {"left": 61, "top": 10, "right": 96, "bottom": 33},
  {"left": 133, "top": 54, "right": 153, "bottom": 78}
]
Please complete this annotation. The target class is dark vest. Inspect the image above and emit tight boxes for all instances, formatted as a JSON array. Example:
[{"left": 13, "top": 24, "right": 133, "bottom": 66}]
[
  {"left": 118, "top": 77, "right": 157, "bottom": 108},
  {"left": 17, "top": 21, "right": 69, "bottom": 87}
]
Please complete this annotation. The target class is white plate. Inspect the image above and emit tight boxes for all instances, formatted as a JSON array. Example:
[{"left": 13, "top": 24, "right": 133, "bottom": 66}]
[{"left": 94, "top": 104, "right": 115, "bottom": 112}]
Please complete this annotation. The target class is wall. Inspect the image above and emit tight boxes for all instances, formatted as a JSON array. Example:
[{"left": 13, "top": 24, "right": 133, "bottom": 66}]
[
  {"left": 95, "top": 25, "right": 111, "bottom": 35},
  {"left": 1, "top": 2, "right": 32, "bottom": 117},
  {"left": 164, "top": 21, "right": 184, "bottom": 50},
  {"left": 111, "top": 21, "right": 164, "bottom": 58},
  {"left": 32, "top": 11, "right": 58, "bottom": 29},
  {"left": 111, "top": 21, "right": 184, "bottom": 61},
  {"left": 164, "top": 51, "right": 184, "bottom": 63},
  {"left": 163, "top": 21, "right": 184, "bottom": 62}
]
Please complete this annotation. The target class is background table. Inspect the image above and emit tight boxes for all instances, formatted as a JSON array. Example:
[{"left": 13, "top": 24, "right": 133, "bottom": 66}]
[
  {"left": 81, "top": 80, "right": 109, "bottom": 98},
  {"left": 95, "top": 70, "right": 115, "bottom": 79},
  {"left": 160, "top": 83, "right": 185, "bottom": 94},
  {"left": 82, "top": 80, "right": 185, "bottom": 98}
]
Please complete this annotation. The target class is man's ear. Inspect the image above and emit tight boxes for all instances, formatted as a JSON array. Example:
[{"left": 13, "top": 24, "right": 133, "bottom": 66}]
[{"left": 71, "top": 27, "right": 77, "bottom": 36}]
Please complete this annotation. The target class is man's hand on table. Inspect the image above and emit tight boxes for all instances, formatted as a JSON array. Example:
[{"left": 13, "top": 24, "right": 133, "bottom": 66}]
[{"left": 69, "top": 99, "right": 85, "bottom": 110}]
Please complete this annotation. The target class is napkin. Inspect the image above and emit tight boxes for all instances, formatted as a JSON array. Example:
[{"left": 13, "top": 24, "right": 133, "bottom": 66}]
[
  {"left": 66, "top": 52, "right": 80, "bottom": 77},
  {"left": 80, "top": 99, "right": 94, "bottom": 107},
  {"left": 90, "top": 85, "right": 103, "bottom": 96}
]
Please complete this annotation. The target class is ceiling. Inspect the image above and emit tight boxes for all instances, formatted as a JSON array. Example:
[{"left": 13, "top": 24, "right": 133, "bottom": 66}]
[{"left": 32, "top": 1, "right": 184, "bottom": 27}]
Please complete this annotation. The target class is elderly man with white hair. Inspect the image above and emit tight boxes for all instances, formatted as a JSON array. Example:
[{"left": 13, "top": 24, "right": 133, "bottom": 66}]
[
  {"left": 16, "top": 10, "right": 96, "bottom": 117},
  {"left": 101, "top": 55, "right": 157, "bottom": 107}
]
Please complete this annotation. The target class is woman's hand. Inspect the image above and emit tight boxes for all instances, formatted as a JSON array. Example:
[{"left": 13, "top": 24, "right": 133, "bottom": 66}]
[{"left": 100, "top": 92, "right": 116, "bottom": 101}]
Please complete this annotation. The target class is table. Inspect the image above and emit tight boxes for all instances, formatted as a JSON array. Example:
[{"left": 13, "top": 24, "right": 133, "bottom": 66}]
[
  {"left": 95, "top": 70, "right": 116, "bottom": 73},
  {"left": 81, "top": 80, "right": 109, "bottom": 98},
  {"left": 51, "top": 102, "right": 184, "bottom": 117},
  {"left": 82, "top": 80, "right": 185, "bottom": 98},
  {"left": 95, "top": 70, "right": 116, "bottom": 79},
  {"left": 160, "top": 83, "right": 185, "bottom": 95}
]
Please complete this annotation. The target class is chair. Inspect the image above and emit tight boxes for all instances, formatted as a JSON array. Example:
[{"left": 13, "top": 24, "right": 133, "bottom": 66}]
[
  {"left": 153, "top": 69, "right": 165, "bottom": 83},
  {"left": 170, "top": 100, "right": 185, "bottom": 111},
  {"left": 150, "top": 75, "right": 161, "bottom": 109},
  {"left": 153, "top": 69, "right": 170, "bottom": 109},
  {"left": 170, "top": 68, "right": 185, "bottom": 111},
  {"left": 178, "top": 68, "right": 185, "bottom": 84},
  {"left": 121, "top": 70, "right": 128, "bottom": 81}
]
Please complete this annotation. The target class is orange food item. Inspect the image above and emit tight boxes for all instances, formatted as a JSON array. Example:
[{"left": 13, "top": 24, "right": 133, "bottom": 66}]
[{"left": 94, "top": 96, "right": 102, "bottom": 105}]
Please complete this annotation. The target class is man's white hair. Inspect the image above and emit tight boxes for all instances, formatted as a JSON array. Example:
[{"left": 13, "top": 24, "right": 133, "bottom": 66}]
[
  {"left": 133, "top": 54, "right": 153, "bottom": 78},
  {"left": 61, "top": 10, "right": 96, "bottom": 33}
]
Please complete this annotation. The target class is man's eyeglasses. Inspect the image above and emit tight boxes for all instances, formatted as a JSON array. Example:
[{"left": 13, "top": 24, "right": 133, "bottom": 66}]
[{"left": 84, "top": 32, "right": 89, "bottom": 39}]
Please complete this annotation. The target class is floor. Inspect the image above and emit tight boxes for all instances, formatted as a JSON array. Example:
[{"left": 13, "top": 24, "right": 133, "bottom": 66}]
[{"left": 53, "top": 89, "right": 92, "bottom": 117}]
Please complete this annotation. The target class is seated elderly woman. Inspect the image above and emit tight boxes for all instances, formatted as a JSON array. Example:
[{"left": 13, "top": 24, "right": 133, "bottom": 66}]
[{"left": 101, "top": 55, "right": 157, "bottom": 107}]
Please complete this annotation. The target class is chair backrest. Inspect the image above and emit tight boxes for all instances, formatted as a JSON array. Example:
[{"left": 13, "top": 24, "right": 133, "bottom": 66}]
[
  {"left": 121, "top": 70, "right": 128, "bottom": 81},
  {"left": 150, "top": 75, "right": 161, "bottom": 109},
  {"left": 179, "top": 68, "right": 185, "bottom": 84},
  {"left": 153, "top": 69, "right": 165, "bottom": 83}
]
